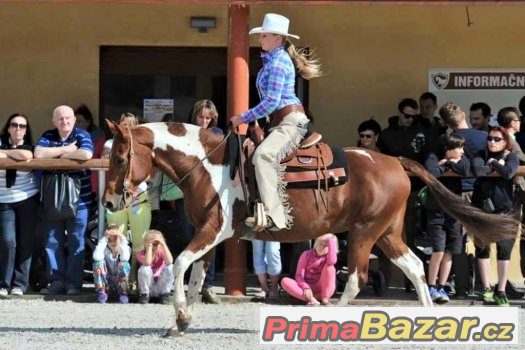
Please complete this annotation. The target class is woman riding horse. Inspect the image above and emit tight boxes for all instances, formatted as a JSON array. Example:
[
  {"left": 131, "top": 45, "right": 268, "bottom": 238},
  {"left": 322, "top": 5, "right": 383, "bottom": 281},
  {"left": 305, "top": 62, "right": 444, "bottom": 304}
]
[{"left": 230, "top": 13, "right": 321, "bottom": 231}]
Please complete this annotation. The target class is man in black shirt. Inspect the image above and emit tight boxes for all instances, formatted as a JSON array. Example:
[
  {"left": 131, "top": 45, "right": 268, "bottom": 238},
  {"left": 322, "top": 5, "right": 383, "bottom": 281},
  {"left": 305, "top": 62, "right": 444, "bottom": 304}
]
[
  {"left": 379, "top": 98, "right": 428, "bottom": 253},
  {"left": 469, "top": 102, "right": 491, "bottom": 133},
  {"left": 379, "top": 98, "right": 428, "bottom": 163}
]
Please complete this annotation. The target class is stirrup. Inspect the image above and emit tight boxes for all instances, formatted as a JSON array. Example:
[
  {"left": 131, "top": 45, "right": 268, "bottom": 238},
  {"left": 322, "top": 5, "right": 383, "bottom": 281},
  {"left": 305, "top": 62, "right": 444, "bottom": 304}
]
[{"left": 244, "top": 202, "right": 280, "bottom": 232}]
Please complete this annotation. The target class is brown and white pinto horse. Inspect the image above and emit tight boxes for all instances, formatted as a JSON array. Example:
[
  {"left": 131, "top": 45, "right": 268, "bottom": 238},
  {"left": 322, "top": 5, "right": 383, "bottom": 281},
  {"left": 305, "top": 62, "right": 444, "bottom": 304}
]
[{"left": 104, "top": 121, "right": 517, "bottom": 335}]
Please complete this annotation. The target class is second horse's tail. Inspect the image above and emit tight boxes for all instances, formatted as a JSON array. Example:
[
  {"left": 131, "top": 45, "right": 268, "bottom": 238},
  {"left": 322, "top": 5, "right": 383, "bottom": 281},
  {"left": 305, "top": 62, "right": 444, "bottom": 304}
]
[{"left": 399, "top": 156, "right": 519, "bottom": 246}]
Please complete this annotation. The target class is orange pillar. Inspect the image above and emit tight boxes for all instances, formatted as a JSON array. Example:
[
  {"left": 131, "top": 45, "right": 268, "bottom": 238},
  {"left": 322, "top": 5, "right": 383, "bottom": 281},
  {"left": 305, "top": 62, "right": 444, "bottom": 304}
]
[{"left": 224, "top": 4, "right": 249, "bottom": 296}]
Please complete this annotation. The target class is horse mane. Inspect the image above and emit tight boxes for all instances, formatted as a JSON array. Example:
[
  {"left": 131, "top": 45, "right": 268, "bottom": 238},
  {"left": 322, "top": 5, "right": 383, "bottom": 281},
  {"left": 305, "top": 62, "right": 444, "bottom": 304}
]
[{"left": 399, "top": 157, "right": 519, "bottom": 247}]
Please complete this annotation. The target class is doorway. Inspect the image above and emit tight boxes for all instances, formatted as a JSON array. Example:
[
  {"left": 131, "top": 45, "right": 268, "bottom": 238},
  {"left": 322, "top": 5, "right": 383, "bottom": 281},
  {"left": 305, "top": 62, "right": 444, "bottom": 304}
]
[{"left": 99, "top": 46, "right": 308, "bottom": 129}]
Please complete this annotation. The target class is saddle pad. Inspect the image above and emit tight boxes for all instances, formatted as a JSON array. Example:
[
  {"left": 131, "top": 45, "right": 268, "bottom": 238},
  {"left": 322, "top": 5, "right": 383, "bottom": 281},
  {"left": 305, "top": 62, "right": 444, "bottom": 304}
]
[{"left": 284, "top": 146, "right": 348, "bottom": 189}]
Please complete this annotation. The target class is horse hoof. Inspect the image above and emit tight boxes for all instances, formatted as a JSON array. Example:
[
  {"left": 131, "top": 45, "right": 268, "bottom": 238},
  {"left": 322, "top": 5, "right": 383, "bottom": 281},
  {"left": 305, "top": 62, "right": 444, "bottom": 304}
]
[
  {"left": 337, "top": 299, "right": 349, "bottom": 306},
  {"left": 164, "top": 327, "right": 183, "bottom": 338},
  {"left": 176, "top": 315, "right": 192, "bottom": 333}
]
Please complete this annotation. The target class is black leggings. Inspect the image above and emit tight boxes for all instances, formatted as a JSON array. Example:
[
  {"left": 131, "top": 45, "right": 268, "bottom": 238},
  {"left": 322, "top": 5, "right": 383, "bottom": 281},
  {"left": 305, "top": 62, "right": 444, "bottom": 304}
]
[{"left": 475, "top": 239, "right": 514, "bottom": 261}]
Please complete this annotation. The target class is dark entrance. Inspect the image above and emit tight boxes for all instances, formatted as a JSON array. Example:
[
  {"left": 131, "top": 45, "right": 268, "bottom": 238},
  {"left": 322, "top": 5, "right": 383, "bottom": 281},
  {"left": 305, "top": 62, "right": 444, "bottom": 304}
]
[
  {"left": 100, "top": 46, "right": 308, "bottom": 128},
  {"left": 100, "top": 46, "right": 228, "bottom": 127}
]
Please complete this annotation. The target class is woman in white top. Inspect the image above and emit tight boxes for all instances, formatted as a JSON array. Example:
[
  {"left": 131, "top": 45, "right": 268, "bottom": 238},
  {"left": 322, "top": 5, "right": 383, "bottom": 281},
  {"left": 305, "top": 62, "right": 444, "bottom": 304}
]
[{"left": 0, "top": 113, "right": 39, "bottom": 296}]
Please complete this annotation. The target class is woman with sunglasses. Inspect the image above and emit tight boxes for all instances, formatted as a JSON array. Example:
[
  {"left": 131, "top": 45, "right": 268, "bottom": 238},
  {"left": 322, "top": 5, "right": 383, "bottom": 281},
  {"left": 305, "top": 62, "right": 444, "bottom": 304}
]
[
  {"left": 356, "top": 118, "right": 382, "bottom": 152},
  {"left": 471, "top": 126, "right": 519, "bottom": 307},
  {"left": 0, "top": 114, "right": 39, "bottom": 296}
]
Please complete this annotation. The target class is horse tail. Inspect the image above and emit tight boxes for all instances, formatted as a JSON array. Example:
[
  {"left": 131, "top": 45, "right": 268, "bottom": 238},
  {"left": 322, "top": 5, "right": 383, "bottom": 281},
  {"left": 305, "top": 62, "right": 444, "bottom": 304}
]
[{"left": 398, "top": 156, "right": 519, "bottom": 246}]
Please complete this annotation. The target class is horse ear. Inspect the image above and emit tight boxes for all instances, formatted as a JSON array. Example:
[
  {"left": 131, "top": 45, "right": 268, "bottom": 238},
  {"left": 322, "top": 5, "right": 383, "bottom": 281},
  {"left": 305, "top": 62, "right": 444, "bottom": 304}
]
[{"left": 106, "top": 119, "right": 118, "bottom": 136}]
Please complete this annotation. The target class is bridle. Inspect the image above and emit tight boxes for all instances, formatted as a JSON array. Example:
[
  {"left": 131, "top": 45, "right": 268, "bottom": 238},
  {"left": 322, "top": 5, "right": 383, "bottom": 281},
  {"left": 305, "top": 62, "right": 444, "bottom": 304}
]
[
  {"left": 121, "top": 125, "right": 136, "bottom": 208},
  {"left": 117, "top": 124, "right": 231, "bottom": 209}
]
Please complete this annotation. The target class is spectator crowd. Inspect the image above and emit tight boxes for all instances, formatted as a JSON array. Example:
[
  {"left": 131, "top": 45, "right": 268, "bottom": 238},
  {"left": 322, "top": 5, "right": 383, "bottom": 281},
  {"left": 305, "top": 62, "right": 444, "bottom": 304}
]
[{"left": 1, "top": 93, "right": 525, "bottom": 308}]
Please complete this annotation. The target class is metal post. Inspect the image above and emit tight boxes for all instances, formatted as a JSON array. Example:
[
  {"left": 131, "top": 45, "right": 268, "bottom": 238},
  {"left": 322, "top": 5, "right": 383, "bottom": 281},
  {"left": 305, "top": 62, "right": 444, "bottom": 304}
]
[
  {"left": 224, "top": 4, "right": 249, "bottom": 296},
  {"left": 97, "top": 169, "right": 106, "bottom": 240}
]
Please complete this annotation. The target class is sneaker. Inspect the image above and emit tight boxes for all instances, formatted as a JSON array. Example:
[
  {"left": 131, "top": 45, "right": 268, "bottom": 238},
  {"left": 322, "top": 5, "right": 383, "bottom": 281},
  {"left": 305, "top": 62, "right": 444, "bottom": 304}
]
[
  {"left": 201, "top": 288, "right": 221, "bottom": 304},
  {"left": 437, "top": 288, "right": 449, "bottom": 303},
  {"left": 40, "top": 283, "right": 65, "bottom": 295},
  {"left": 159, "top": 293, "right": 170, "bottom": 305},
  {"left": 66, "top": 288, "right": 81, "bottom": 296},
  {"left": 429, "top": 286, "right": 444, "bottom": 303},
  {"left": 0, "top": 288, "right": 8, "bottom": 297},
  {"left": 97, "top": 292, "right": 108, "bottom": 304},
  {"left": 10, "top": 288, "right": 23, "bottom": 296},
  {"left": 139, "top": 293, "right": 150, "bottom": 304},
  {"left": 118, "top": 294, "right": 129, "bottom": 304},
  {"left": 481, "top": 288, "right": 495, "bottom": 303},
  {"left": 494, "top": 292, "right": 510, "bottom": 307}
]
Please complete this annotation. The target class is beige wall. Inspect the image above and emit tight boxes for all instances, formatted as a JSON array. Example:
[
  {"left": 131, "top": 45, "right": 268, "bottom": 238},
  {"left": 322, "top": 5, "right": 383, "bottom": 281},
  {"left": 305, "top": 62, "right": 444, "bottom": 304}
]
[
  {"left": 261, "top": 5, "right": 525, "bottom": 146},
  {"left": 2, "top": 3, "right": 525, "bottom": 145},
  {"left": 0, "top": 3, "right": 228, "bottom": 137}
]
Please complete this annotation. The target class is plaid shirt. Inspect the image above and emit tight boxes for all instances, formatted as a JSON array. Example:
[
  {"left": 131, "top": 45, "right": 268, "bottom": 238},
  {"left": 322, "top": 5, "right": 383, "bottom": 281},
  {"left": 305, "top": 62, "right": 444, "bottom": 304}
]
[{"left": 241, "top": 46, "right": 301, "bottom": 123}]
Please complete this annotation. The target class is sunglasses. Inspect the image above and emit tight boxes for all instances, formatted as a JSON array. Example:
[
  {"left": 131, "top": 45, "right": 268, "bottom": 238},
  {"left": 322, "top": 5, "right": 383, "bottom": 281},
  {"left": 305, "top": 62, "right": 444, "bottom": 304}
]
[
  {"left": 9, "top": 122, "right": 27, "bottom": 129},
  {"left": 402, "top": 113, "right": 416, "bottom": 119},
  {"left": 487, "top": 136, "right": 503, "bottom": 142},
  {"left": 359, "top": 134, "right": 374, "bottom": 139}
]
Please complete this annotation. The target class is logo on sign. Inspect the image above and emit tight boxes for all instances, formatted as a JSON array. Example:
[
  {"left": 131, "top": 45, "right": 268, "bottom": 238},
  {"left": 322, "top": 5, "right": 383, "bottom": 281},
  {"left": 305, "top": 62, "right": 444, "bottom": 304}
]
[{"left": 431, "top": 73, "right": 449, "bottom": 90}]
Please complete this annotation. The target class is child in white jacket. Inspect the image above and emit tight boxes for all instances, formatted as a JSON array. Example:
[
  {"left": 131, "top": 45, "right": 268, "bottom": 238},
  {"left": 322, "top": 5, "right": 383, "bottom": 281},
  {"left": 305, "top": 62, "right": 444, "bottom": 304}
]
[{"left": 93, "top": 224, "right": 131, "bottom": 303}]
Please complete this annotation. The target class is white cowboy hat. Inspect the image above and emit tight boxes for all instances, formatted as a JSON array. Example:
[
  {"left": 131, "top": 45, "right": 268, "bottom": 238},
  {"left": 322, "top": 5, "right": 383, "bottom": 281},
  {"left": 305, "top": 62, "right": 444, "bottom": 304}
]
[{"left": 249, "top": 13, "right": 300, "bottom": 40}]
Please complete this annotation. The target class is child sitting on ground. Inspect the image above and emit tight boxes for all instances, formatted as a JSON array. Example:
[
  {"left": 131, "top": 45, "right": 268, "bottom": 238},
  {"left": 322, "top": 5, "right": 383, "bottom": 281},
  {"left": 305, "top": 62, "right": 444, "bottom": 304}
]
[
  {"left": 136, "top": 230, "right": 174, "bottom": 304},
  {"left": 93, "top": 224, "right": 131, "bottom": 304},
  {"left": 281, "top": 233, "right": 338, "bottom": 305}
]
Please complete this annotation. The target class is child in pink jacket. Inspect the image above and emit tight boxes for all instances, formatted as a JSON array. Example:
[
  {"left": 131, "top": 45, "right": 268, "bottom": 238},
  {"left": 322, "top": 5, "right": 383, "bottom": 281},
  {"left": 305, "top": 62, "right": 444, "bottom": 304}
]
[{"left": 281, "top": 234, "right": 338, "bottom": 305}]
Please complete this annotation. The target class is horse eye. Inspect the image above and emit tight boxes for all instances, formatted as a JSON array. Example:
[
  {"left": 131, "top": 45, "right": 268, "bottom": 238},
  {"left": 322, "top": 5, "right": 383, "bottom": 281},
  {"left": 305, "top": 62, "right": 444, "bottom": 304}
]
[{"left": 114, "top": 157, "right": 126, "bottom": 166}]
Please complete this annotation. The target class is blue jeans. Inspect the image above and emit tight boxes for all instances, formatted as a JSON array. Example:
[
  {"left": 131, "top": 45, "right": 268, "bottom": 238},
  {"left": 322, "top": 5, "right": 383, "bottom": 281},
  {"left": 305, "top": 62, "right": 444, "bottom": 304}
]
[
  {"left": 43, "top": 206, "right": 89, "bottom": 290},
  {"left": 252, "top": 240, "right": 282, "bottom": 276},
  {"left": 0, "top": 195, "right": 39, "bottom": 292}
]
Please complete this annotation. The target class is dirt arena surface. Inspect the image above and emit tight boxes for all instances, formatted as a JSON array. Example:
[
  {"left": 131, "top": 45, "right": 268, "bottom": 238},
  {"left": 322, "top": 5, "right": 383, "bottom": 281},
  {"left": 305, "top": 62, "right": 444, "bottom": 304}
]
[{"left": 1, "top": 292, "right": 523, "bottom": 350}]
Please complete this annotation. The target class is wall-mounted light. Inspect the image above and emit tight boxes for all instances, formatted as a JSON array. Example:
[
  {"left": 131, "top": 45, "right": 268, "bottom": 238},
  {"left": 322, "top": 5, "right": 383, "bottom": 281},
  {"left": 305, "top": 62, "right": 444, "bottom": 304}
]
[{"left": 190, "top": 16, "right": 216, "bottom": 33}]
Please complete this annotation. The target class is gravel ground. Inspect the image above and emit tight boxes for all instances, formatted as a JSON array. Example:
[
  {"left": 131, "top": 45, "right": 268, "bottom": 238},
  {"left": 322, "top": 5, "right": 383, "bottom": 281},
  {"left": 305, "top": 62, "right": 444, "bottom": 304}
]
[{"left": 0, "top": 297, "right": 523, "bottom": 350}]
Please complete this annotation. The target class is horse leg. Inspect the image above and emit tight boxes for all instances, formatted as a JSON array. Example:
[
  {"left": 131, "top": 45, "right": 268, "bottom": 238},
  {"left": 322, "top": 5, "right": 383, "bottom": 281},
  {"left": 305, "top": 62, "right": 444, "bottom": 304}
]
[
  {"left": 338, "top": 229, "right": 375, "bottom": 305},
  {"left": 186, "top": 249, "right": 214, "bottom": 312},
  {"left": 165, "top": 250, "right": 197, "bottom": 336},
  {"left": 376, "top": 216, "right": 433, "bottom": 307},
  {"left": 165, "top": 243, "right": 218, "bottom": 336}
]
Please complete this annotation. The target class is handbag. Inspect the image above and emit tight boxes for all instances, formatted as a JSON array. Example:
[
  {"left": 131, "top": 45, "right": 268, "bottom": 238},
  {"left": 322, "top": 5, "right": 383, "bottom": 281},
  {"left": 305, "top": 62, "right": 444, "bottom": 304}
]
[{"left": 39, "top": 171, "right": 81, "bottom": 221}]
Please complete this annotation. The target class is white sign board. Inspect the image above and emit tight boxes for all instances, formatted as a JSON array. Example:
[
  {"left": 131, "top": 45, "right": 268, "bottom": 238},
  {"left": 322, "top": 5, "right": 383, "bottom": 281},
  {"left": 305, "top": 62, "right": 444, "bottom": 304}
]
[
  {"left": 143, "top": 99, "right": 174, "bottom": 122},
  {"left": 428, "top": 68, "right": 525, "bottom": 121}
]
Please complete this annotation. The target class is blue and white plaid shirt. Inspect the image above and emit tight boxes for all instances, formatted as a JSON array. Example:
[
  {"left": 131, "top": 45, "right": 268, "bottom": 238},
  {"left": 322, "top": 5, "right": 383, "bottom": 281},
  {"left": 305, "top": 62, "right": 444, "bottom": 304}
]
[{"left": 241, "top": 46, "right": 301, "bottom": 123}]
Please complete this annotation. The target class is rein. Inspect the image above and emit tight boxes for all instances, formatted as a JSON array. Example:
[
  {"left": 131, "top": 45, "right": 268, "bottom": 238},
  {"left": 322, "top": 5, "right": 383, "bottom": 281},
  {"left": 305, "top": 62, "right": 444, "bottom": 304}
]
[{"left": 173, "top": 128, "right": 232, "bottom": 188}]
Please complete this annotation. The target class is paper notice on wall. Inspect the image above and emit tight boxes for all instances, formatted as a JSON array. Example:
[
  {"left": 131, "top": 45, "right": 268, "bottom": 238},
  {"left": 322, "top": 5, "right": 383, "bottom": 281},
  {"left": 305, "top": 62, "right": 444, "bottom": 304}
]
[
  {"left": 143, "top": 99, "right": 174, "bottom": 122},
  {"left": 428, "top": 68, "right": 525, "bottom": 122}
]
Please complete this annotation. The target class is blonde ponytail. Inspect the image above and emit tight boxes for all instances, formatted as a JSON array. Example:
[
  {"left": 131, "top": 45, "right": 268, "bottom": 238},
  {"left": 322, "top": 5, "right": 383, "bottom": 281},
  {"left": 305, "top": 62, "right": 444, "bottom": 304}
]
[{"left": 285, "top": 38, "right": 322, "bottom": 80}]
